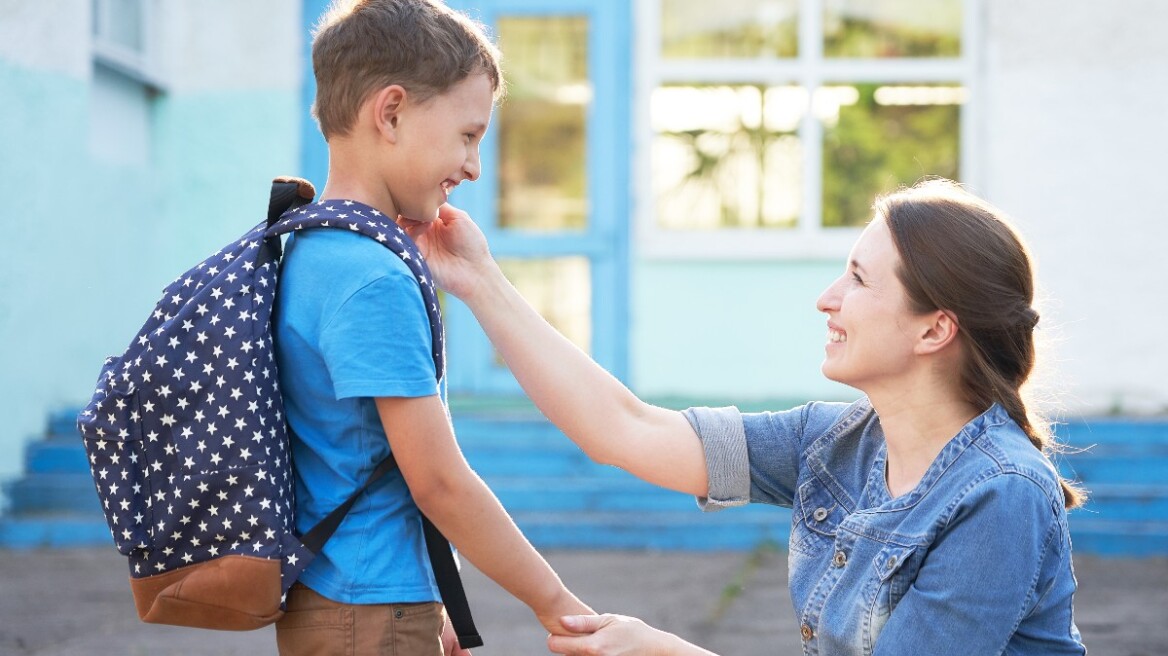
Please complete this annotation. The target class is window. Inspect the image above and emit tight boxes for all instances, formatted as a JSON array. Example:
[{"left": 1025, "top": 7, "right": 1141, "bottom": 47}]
[
  {"left": 638, "top": 0, "right": 977, "bottom": 258},
  {"left": 489, "top": 15, "right": 595, "bottom": 357},
  {"left": 92, "top": 0, "right": 160, "bottom": 85},
  {"left": 90, "top": 0, "right": 161, "bottom": 166},
  {"left": 496, "top": 16, "right": 591, "bottom": 233}
]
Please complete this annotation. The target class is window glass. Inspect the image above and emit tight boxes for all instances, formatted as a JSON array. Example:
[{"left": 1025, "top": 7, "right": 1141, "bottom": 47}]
[
  {"left": 661, "top": 0, "right": 799, "bottom": 59},
  {"left": 651, "top": 0, "right": 967, "bottom": 234},
  {"left": 497, "top": 258, "right": 591, "bottom": 358},
  {"left": 496, "top": 17, "right": 590, "bottom": 231},
  {"left": 824, "top": 0, "right": 961, "bottom": 58},
  {"left": 94, "top": 0, "right": 146, "bottom": 54},
  {"left": 653, "top": 84, "right": 804, "bottom": 229},
  {"left": 821, "top": 83, "right": 964, "bottom": 227}
]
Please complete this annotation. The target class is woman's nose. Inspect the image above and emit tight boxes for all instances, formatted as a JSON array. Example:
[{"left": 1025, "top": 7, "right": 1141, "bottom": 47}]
[{"left": 816, "top": 278, "right": 842, "bottom": 314}]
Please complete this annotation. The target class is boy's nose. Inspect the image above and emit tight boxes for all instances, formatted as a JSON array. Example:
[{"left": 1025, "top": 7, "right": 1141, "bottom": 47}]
[{"left": 464, "top": 150, "right": 481, "bottom": 182}]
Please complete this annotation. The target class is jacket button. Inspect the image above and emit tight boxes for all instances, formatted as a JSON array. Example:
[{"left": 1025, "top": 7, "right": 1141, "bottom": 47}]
[
  {"left": 833, "top": 550, "right": 847, "bottom": 567},
  {"left": 813, "top": 507, "right": 828, "bottom": 521},
  {"left": 800, "top": 623, "right": 814, "bottom": 641}
]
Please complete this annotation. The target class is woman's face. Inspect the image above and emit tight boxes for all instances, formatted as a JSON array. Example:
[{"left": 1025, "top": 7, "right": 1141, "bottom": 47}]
[{"left": 815, "top": 218, "right": 925, "bottom": 391}]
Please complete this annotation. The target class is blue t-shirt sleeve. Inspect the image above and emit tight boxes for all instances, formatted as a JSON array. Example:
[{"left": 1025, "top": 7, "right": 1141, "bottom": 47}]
[{"left": 319, "top": 266, "right": 438, "bottom": 400}]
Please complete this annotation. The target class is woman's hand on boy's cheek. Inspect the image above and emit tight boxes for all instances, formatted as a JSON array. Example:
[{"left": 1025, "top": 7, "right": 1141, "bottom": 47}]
[
  {"left": 399, "top": 203, "right": 493, "bottom": 298},
  {"left": 395, "top": 215, "right": 432, "bottom": 242}
]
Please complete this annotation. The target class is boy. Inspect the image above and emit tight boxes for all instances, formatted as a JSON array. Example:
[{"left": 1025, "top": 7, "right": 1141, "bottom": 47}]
[{"left": 272, "top": 1, "right": 591, "bottom": 653}]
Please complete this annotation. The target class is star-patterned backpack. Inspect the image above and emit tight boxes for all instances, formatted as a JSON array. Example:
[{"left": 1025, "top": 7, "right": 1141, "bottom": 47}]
[{"left": 76, "top": 177, "right": 482, "bottom": 647}]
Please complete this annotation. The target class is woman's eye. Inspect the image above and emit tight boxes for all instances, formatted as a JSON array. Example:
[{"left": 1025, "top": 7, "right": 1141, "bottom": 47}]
[{"left": 851, "top": 272, "right": 864, "bottom": 285}]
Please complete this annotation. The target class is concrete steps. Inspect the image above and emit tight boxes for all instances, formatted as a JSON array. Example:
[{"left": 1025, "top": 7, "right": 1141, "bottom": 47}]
[
  {"left": 1, "top": 407, "right": 1165, "bottom": 555},
  {"left": 1051, "top": 418, "right": 1168, "bottom": 556}
]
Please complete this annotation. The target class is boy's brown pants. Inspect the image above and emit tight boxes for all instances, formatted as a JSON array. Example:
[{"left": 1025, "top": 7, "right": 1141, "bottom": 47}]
[{"left": 276, "top": 583, "right": 445, "bottom": 656}]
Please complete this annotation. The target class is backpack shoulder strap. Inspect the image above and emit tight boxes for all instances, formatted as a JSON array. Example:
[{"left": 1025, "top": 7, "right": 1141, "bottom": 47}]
[
  {"left": 268, "top": 177, "right": 316, "bottom": 227},
  {"left": 267, "top": 190, "right": 481, "bottom": 648},
  {"left": 267, "top": 197, "right": 446, "bottom": 380}
]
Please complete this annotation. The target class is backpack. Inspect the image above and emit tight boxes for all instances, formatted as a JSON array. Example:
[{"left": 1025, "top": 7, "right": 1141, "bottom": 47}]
[{"left": 76, "top": 177, "right": 482, "bottom": 647}]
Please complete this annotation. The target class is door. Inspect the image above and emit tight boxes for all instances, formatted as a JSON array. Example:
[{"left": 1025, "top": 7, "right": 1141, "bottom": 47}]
[{"left": 444, "top": 0, "right": 631, "bottom": 395}]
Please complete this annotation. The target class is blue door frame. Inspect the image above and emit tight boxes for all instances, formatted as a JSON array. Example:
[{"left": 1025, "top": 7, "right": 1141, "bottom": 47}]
[{"left": 300, "top": 0, "right": 632, "bottom": 396}]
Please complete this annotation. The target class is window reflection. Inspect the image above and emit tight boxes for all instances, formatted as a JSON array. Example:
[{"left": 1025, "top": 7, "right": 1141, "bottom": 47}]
[
  {"left": 497, "top": 258, "right": 591, "bottom": 358},
  {"left": 661, "top": 0, "right": 799, "bottom": 58},
  {"left": 824, "top": 0, "right": 961, "bottom": 58},
  {"left": 653, "top": 84, "right": 803, "bottom": 229},
  {"left": 496, "top": 17, "right": 590, "bottom": 231},
  {"left": 822, "top": 83, "right": 963, "bottom": 227}
]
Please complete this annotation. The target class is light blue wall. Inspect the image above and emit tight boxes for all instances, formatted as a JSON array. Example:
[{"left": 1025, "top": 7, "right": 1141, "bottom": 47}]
[
  {"left": 631, "top": 258, "right": 860, "bottom": 406},
  {"left": 0, "top": 60, "right": 301, "bottom": 483}
]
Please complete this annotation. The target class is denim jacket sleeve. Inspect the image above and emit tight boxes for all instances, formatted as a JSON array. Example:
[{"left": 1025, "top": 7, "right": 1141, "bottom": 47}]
[
  {"left": 873, "top": 472, "right": 1070, "bottom": 656},
  {"left": 685, "top": 403, "right": 848, "bottom": 511}
]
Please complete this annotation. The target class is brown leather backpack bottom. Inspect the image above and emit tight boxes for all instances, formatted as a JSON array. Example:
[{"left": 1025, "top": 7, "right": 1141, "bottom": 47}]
[{"left": 130, "top": 555, "right": 284, "bottom": 630}]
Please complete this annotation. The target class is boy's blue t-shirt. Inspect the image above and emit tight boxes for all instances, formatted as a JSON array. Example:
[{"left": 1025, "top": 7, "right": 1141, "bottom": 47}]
[{"left": 273, "top": 227, "right": 443, "bottom": 604}]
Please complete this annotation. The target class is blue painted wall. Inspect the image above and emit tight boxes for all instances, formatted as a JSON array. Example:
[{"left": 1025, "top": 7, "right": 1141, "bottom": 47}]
[
  {"left": 0, "top": 6, "right": 303, "bottom": 485},
  {"left": 632, "top": 259, "right": 857, "bottom": 404}
]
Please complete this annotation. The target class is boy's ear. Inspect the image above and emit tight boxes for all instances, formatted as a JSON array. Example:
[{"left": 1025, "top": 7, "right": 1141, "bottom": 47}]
[
  {"left": 371, "top": 85, "right": 408, "bottom": 143},
  {"left": 915, "top": 309, "right": 960, "bottom": 356}
]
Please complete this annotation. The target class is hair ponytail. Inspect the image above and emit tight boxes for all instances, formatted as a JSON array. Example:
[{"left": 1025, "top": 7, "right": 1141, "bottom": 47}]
[{"left": 878, "top": 179, "right": 1086, "bottom": 510}]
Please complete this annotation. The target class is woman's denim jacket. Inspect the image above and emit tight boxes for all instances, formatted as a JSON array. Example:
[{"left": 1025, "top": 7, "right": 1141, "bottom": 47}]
[{"left": 685, "top": 399, "right": 1085, "bottom": 655}]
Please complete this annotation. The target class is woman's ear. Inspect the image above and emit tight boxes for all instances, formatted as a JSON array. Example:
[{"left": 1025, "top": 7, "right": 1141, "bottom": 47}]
[
  {"left": 370, "top": 85, "right": 407, "bottom": 143},
  {"left": 916, "top": 309, "right": 960, "bottom": 355}
]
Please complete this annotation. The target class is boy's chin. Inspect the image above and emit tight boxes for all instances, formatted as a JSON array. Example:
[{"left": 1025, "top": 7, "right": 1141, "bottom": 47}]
[{"left": 398, "top": 208, "right": 440, "bottom": 224}]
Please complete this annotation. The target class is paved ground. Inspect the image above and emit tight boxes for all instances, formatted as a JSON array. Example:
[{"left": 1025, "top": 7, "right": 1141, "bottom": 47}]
[{"left": 0, "top": 547, "right": 1164, "bottom": 655}]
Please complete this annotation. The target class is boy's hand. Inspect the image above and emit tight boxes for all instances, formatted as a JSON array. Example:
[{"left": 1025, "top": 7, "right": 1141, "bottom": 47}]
[
  {"left": 441, "top": 614, "right": 473, "bottom": 656},
  {"left": 536, "top": 592, "right": 595, "bottom": 638},
  {"left": 397, "top": 203, "right": 494, "bottom": 300}
]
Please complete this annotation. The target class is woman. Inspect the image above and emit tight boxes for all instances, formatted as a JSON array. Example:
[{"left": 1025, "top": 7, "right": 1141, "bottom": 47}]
[{"left": 404, "top": 179, "right": 1087, "bottom": 655}]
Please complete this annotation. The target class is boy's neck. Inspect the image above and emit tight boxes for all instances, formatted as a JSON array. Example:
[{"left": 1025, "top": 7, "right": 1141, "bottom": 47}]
[
  {"left": 318, "top": 181, "right": 398, "bottom": 219},
  {"left": 319, "top": 140, "right": 400, "bottom": 218}
]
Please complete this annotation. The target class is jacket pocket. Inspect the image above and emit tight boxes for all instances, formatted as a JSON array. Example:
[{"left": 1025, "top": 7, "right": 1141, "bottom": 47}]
[
  {"left": 873, "top": 544, "right": 919, "bottom": 609},
  {"left": 791, "top": 478, "right": 844, "bottom": 554}
]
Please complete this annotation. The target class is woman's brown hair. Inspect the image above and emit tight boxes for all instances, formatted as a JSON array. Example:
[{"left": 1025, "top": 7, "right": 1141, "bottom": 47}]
[{"left": 877, "top": 179, "right": 1085, "bottom": 509}]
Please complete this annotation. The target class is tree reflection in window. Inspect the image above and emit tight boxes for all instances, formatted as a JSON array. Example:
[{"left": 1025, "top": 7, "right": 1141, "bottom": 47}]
[
  {"left": 653, "top": 84, "right": 803, "bottom": 229},
  {"left": 652, "top": 0, "right": 967, "bottom": 232},
  {"left": 661, "top": 0, "right": 798, "bottom": 59},
  {"left": 824, "top": 0, "right": 961, "bottom": 58},
  {"left": 822, "top": 83, "right": 964, "bottom": 227}
]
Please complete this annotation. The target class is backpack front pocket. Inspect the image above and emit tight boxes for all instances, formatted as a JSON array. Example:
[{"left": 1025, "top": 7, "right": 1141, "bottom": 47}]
[{"left": 78, "top": 359, "right": 153, "bottom": 555}]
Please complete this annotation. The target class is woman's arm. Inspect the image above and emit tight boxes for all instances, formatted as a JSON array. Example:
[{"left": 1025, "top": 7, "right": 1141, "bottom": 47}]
[{"left": 406, "top": 205, "right": 709, "bottom": 496}]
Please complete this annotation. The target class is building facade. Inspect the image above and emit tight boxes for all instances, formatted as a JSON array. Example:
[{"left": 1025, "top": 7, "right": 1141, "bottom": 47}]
[{"left": 1, "top": 0, "right": 1165, "bottom": 483}]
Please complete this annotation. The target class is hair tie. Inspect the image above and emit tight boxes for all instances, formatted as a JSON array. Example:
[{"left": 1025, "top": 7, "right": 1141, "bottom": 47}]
[{"left": 1022, "top": 307, "right": 1040, "bottom": 330}]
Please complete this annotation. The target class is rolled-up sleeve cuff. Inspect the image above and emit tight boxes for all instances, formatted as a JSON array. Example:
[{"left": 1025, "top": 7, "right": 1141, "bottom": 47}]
[{"left": 683, "top": 406, "right": 749, "bottom": 512}]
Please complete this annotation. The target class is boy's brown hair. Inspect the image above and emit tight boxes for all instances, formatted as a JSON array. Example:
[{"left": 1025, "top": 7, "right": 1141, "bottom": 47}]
[{"left": 311, "top": 0, "right": 503, "bottom": 140}]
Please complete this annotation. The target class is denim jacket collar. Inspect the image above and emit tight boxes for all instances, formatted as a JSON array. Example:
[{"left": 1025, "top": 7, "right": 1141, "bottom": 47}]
[{"left": 805, "top": 400, "right": 1012, "bottom": 512}]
